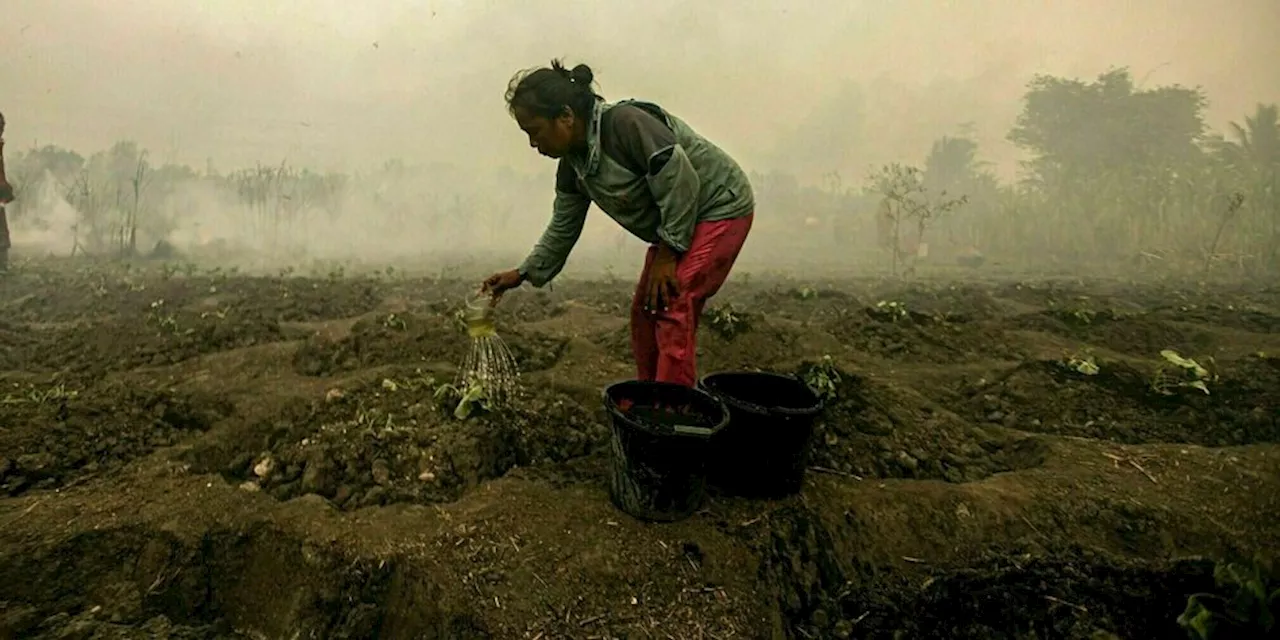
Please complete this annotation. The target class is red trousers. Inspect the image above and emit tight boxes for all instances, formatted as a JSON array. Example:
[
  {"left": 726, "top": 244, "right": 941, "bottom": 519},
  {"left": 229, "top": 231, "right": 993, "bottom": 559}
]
[{"left": 631, "top": 213, "right": 753, "bottom": 386}]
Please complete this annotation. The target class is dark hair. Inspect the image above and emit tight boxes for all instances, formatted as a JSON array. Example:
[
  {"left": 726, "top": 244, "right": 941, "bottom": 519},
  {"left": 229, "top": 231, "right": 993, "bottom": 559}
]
[{"left": 505, "top": 59, "right": 602, "bottom": 120}]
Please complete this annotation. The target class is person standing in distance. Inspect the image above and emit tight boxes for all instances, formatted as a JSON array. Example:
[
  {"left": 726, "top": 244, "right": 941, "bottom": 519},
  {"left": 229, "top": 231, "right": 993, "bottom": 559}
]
[
  {"left": 482, "top": 60, "right": 755, "bottom": 387},
  {"left": 0, "top": 110, "right": 14, "bottom": 272}
]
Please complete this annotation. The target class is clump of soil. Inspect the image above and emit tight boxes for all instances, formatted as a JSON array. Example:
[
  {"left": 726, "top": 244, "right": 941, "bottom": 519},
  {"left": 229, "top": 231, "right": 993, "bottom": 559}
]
[
  {"left": 215, "top": 374, "right": 605, "bottom": 510},
  {"left": 0, "top": 383, "right": 233, "bottom": 496}
]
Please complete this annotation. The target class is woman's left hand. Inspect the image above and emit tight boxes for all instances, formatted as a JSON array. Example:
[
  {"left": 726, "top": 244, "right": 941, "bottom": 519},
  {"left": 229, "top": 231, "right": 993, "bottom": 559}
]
[{"left": 645, "top": 247, "right": 680, "bottom": 312}]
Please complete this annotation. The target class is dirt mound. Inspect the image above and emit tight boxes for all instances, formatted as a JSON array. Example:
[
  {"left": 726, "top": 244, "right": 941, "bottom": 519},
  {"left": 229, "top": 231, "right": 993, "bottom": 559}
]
[
  {"left": 13, "top": 309, "right": 296, "bottom": 377},
  {"left": 292, "top": 312, "right": 471, "bottom": 376},
  {"left": 1153, "top": 305, "right": 1280, "bottom": 334},
  {"left": 3, "top": 273, "right": 212, "bottom": 323},
  {"left": 193, "top": 373, "right": 604, "bottom": 510},
  {"left": 292, "top": 312, "right": 567, "bottom": 378},
  {"left": 826, "top": 306, "right": 1024, "bottom": 363},
  {"left": 806, "top": 368, "right": 1049, "bottom": 482},
  {"left": 770, "top": 542, "right": 1221, "bottom": 639},
  {"left": 0, "top": 524, "right": 434, "bottom": 640},
  {"left": 967, "top": 356, "right": 1280, "bottom": 445},
  {"left": 5, "top": 610, "right": 236, "bottom": 640},
  {"left": 1014, "top": 309, "right": 1213, "bottom": 356},
  {"left": 868, "top": 283, "right": 1014, "bottom": 322},
  {"left": 229, "top": 276, "right": 385, "bottom": 321},
  {"left": 699, "top": 313, "right": 822, "bottom": 372},
  {"left": 0, "top": 382, "right": 232, "bottom": 496}
]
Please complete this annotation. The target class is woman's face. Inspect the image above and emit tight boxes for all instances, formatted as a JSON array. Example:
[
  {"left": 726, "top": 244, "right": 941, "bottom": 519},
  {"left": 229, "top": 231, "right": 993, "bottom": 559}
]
[{"left": 514, "top": 106, "right": 575, "bottom": 159}]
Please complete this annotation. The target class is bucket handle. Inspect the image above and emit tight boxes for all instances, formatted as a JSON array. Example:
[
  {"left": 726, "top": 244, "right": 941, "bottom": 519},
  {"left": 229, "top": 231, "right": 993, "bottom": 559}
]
[
  {"left": 673, "top": 424, "right": 715, "bottom": 437},
  {"left": 603, "top": 385, "right": 721, "bottom": 439},
  {"left": 704, "top": 374, "right": 824, "bottom": 417}
]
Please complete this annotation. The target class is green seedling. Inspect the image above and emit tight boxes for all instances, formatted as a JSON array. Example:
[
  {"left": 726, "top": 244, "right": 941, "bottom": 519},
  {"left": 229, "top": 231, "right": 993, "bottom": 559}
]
[
  {"left": 1178, "top": 558, "right": 1278, "bottom": 639},
  {"left": 1152, "top": 349, "right": 1216, "bottom": 396},
  {"left": 1061, "top": 350, "right": 1100, "bottom": 376},
  {"left": 199, "top": 306, "right": 231, "bottom": 320},
  {"left": 147, "top": 299, "right": 180, "bottom": 333},
  {"left": 706, "top": 304, "right": 751, "bottom": 339},
  {"left": 380, "top": 370, "right": 436, "bottom": 393},
  {"left": 791, "top": 286, "right": 818, "bottom": 301},
  {"left": 382, "top": 313, "right": 407, "bottom": 330},
  {"left": 801, "top": 355, "right": 841, "bottom": 402},
  {"left": 871, "top": 300, "right": 910, "bottom": 322},
  {"left": 434, "top": 375, "right": 493, "bottom": 420},
  {"left": 1, "top": 381, "right": 79, "bottom": 405}
]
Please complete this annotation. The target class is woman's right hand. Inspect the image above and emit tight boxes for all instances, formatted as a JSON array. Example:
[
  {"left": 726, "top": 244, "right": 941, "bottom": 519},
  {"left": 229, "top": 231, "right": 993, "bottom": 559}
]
[{"left": 481, "top": 269, "right": 525, "bottom": 303}]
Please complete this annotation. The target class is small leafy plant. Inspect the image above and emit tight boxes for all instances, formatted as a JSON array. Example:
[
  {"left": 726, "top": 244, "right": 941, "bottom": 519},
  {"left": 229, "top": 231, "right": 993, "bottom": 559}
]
[
  {"left": 146, "top": 299, "right": 180, "bottom": 334},
  {"left": 1060, "top": 349, "right": 1100, "bottom": 376},
  {"left": 1152, "top": 349, "right": 1216, "bottom": 396},
  {"left": 800, "top": 355, "right": 841, "bottom": 402},
  {"left": 705, "top": 303, "right": 751, "bottom": 339},
  {"left": 434, "top": 374, "right": 493, "bottom": 420},
  {"left": 790, "top": 286, "right": 819, "bottom": 301},
  {"left": 1178, "top": 558, "right": 1278, "bottom": 639},
  {"left": 869, "top": 300, "right": 910, "bottom": 323},
  {"left": 382, "top": 313, "right": 407, "bottom": 330}
]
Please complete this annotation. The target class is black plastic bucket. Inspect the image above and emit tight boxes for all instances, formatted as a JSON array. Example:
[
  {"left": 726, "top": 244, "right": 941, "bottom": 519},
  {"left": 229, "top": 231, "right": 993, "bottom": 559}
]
[
  {"left": 603, "top": 380, "right": 730, "bottom": 522},
  {"left": 699, "top": 371, "right": 824, "bottom": 498}
]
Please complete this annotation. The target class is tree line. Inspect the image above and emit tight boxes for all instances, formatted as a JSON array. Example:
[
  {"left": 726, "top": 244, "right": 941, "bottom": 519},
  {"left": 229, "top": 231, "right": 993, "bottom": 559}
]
[{"left": 6, "top": 67, "right": 1278, "bottom": 276}]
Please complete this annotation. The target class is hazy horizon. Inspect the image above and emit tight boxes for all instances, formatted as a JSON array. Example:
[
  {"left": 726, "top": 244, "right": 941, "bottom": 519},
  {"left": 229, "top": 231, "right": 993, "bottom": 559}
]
[{"left": 5, "top": 0, "right": 1278, "bottom": 182}]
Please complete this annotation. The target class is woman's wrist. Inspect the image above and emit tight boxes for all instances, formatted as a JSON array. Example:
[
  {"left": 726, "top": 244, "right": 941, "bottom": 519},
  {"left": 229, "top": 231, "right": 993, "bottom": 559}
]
[{"left": 655, "top": 242, "right": 679, "bottom": 262}]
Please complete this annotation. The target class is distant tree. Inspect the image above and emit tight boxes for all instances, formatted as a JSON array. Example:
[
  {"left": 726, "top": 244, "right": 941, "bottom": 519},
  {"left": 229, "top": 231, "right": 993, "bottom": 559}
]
[
  {"left": 1213, "top": 103, "right": 1280, "bottom": 170},
  {"left": 919, "top": 136, "right": 1000, "bottom": 251},
  {"left": 923, "top": 136, "right": 980, "bottom": 192},
  {"left": 1005, "top": 68, "right": 1217, "bottom": 262},
  {"left": 79, "top": 141, "right": 151, "bottom": 256},
  {"left": 1207, "top": 103, "right": 1280, "bottom": 271},
  {"left": 1009, "top": 68, "right": 1207, "bottom": 188},
  {"left": 3, "top": 145, "right": 85, "bottom": 224},
  {"left": 868, "top": 163, "right": 968, "bottom": 276},
  {"left": 11, "top": 144, "right": 85, "bottom": 187}
]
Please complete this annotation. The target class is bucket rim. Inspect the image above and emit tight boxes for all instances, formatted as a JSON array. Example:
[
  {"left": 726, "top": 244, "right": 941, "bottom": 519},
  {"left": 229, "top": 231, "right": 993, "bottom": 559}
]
[
  {"left": 602, "top": 379, "right": 730, "bottom": 439},
  {"left": 698, "top": 370, "right": 824, "bottom": 417}
]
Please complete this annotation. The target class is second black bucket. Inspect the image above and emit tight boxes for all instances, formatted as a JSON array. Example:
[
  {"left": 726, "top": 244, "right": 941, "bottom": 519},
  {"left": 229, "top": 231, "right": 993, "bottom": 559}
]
[
  {"left": 699, "top": 371, "right": 824, "bottom": 498},
  {"left": 603, "top": 380, "right": 730, "bottom": 522}
]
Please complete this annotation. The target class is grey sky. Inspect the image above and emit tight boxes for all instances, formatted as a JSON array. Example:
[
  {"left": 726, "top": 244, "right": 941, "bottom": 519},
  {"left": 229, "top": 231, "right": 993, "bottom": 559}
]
[{"left": 4, "top": 0, "right": 1278, "bottom": 180}]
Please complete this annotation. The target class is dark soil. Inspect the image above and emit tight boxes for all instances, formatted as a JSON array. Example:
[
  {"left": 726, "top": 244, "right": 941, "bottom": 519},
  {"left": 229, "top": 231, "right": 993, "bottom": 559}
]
[
  {"left": 0, "top": 382, "right": 233, "bottom": 496},
  {"left": 1, "top": 260, "right": 1277, "bottom": 639}
]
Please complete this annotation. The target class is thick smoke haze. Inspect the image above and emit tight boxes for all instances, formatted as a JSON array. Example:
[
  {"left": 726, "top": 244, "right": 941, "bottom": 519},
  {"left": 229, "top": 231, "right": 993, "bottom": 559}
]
[
  {"left": 5, "top": 0, "right": 1277, "bottom": 178},
  {"left": 3, "top": 0, "right": 1278, "bottom": 276}
]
